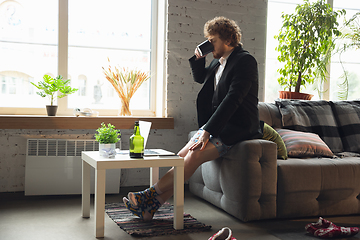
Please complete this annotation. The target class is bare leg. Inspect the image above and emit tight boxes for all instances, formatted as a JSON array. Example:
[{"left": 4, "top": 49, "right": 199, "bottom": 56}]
[
  {"left": 125, "top": 142, "right": 195, "bottom": 208},
  {"left": 157, "top": 140, "right": 220, "bottom": 201},
  {"left": 123, "top": 139, "right": 219, "bottom": 220}
]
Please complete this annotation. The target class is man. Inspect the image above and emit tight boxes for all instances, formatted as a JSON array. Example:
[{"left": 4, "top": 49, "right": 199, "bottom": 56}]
[{"left": 123, "top": 16, "right": 262, "bottom": 220}]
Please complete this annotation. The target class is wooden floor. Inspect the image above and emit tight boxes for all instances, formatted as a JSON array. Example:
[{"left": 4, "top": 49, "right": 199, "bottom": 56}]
[{"left": 1, "top": 186, "right": 359, "bottom": 240}]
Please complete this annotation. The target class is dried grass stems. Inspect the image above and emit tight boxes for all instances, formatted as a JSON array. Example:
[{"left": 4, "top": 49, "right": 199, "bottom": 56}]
[{"left": 103, "top": 59, "right": 150, "bottom": 115}]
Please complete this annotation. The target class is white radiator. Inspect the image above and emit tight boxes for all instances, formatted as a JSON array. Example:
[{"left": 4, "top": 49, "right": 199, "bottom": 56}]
[{"left": 25, "top": 139, "right": 121, "bottom": 196}]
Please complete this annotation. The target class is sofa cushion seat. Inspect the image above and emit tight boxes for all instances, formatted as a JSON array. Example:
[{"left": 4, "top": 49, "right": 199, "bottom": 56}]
[{"left": 277, "top": 158, "right": 360, "bottom": 219}]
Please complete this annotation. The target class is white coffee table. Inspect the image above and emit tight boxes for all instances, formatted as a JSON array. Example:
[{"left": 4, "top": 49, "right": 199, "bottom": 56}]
[{"left": 81, "top": 151, "right": 185, "bottom": 238}]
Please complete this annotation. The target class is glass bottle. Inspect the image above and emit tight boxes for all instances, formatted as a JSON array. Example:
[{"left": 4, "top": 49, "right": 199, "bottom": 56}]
[{"left": 129, "top": 121, "right": 144, "bottom": 158}]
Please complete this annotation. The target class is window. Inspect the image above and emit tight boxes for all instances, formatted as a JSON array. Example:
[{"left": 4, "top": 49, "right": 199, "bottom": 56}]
[
  {"left": 0, "top": 0, "right": 57, "bottom": 110},
  {"left": 265, "top": 0, "right": 318, "bottom": 102},
  {"left": 330, "top": 0, "right": 360, "bottom": 100},
  {"left": 265, "top": 0, "right": 360, "bottom": 102},
  {"left": 76, "top": 75, "right": 87, "bottom": 97},
  {"left": 0, "top": 0, "right": 165, "bottom": 116}
]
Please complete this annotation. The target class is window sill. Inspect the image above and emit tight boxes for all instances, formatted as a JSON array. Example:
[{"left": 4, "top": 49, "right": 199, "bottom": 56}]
[{"left": 0, "top": 115, "right": 174, "bottom": 129}]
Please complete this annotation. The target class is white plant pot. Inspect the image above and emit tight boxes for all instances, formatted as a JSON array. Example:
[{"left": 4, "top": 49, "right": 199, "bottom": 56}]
[{"left": 99, "top": 143, "right": 116, "bottom": 158}]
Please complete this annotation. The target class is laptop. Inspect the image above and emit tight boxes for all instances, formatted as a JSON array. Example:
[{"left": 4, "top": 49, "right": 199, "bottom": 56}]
[{"left": 117, "top": 121, "right": 175, "bottom": 156}]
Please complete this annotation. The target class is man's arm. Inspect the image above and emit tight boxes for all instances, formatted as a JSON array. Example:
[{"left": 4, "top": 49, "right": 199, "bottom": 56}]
[{"left": 189, "top": 55, "right": 207, "bottom": 84}]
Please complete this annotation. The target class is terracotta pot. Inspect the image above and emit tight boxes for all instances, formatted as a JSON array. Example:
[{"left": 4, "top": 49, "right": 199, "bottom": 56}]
[
  {"left": 46, "top": 105, "right": 58, "bottom": 116},
  {"left": 279, "top": 91, "right": 313, "bottom": 100}
]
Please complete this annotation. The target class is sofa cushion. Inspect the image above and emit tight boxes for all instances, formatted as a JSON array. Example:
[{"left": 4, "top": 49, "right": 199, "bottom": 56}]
[
  {"left": 277, "top": 158, "right": 360, "bottom": 219},
  {"left": 330, "top": 101, "right": 360, "bottom": 153},
  {"left": 275, "top": 100, "right": 343, "bottom": 153},
  {"left": 258, "top": 102, "right": 282, "bottom": 128},
  {"left": 261, "top": 122, "right": 288, "bottom": 160},
  {"left": 277, "top": 129, "right": 334, "bottom": 158}
]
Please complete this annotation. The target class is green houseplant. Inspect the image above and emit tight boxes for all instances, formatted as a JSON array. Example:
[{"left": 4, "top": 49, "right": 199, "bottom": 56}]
[
  {"left": 275, "top": 0, "right": 345, "bottom": 99},
  {"left": 95, "top": 122, "right": 121, "bottom": 158},
  {"left": 31, "top": 74, "right": 78, "bottom": 116}
]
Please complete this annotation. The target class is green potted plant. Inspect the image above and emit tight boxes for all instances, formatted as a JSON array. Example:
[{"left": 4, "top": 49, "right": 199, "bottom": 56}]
[
  {"left": 95, "top": 122, "right": 121, "bottom": 158},
  {"left": 275, "top": 0, "right": 345, "bottom": 100},
  {"left": 31, "top": 74, "right": 78, "bottom": 116}
]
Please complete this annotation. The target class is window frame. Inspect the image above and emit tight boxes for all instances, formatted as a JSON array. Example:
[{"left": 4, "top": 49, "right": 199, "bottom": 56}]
[{"left": 0, "top": 0, "right": 166, "bottom": 117}]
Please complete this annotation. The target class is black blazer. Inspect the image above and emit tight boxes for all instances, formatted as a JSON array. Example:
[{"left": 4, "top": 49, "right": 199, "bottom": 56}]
[{"left": 189, "top": 45, "right": 262, "bottom": 146}]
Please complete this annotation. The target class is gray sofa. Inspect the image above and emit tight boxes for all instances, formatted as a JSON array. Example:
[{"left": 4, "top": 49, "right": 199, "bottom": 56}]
[{"left": 189, "top": 100, "right": 360, "bottom": 222}]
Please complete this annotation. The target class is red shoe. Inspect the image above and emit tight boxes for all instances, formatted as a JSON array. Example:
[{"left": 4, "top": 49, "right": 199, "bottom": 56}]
[
  {"left": 314, "top": 224, "right": 359, "bottom": 238},
  {"left": 305, "top": 217, "right": 359, "bottom": 238},
  {"left": 208, "top": 227, "right": 236, "bottom": 240},
  {"left": 305, "top": 217, "right": 332, "bottom": 235}
]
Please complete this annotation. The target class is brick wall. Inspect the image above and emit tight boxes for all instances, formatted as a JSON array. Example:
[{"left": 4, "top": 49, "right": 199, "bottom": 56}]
[{"left": 0, "top": 0, "right": 268, "bottom": 192}]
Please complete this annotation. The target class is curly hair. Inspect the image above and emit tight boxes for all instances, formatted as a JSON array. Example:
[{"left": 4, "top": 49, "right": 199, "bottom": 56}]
[{"left": 204, "top": 16, "right": 242, "bottom": 47}]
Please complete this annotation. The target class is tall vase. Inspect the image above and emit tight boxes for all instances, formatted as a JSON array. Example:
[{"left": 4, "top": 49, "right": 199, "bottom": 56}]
[{"left": 119, "top": 97, "right": 131, "bottom": 116}]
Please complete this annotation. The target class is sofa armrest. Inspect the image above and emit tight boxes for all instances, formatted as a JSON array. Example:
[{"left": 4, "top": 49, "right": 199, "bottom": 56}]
[
  {"left": 222, "top": 139, "right": 278, "bottom": 221},
  {"left": 189, "top": 139, "right": 278, "bottom": 221}
]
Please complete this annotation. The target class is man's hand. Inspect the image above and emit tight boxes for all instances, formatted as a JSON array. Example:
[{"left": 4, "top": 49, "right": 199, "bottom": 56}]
[
  {"left": 189, "top": 130, "right": 210, "bottom": 151},
  {"left": 195, "top": 48, "right": 207, "bottom": 60}
]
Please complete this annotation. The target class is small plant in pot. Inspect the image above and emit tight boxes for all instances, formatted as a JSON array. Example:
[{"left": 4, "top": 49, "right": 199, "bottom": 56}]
[
  {"left": 275, "top": 0, "right": 345, "bottom": 100},
  {"left": 31, "top": 74, "right": 78, "bottom": 116},
  {"left": 95, "top": 122, "right": 121, "bottom": 158}
]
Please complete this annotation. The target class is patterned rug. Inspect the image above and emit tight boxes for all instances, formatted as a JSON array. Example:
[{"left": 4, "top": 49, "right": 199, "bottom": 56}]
[{"left": 105, "top": 202, "right": 212, "bottom": 237}]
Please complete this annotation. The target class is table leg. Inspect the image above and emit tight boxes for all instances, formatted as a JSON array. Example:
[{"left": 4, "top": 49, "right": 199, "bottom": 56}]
[
  {"left": 173, "top": 165, "right": 184, "bottom": 229},
  {"left": 150, "top": 167, "right": 160, "bottom": 186},
  {"left": 95, "top": 169, "right": 106, "bottom": 238},
  {"left": 82, "top": 160, "right": 91, "bottom": 218}
]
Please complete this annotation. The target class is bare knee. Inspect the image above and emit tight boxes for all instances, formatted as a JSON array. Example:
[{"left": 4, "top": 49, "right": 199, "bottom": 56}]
[
  {"left": 178, "top": 149, "right": 187, "bottom": 158},
  {"left": 178, "top": 150, "right": 189, "bottom": 158},
  {"left": 184, "top": 145, "right": 219, "bottom": 166},
  {"left": 184, "top": 149, "right": 202, "bottom": 164},
  {"left": 177, "top": 141, "right": 193, "bottom": 157}
]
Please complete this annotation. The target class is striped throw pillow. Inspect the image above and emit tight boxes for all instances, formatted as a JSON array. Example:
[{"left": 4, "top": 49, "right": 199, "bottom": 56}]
[{"left": 277, "top": 129, "right": 334, "bottom": 158}]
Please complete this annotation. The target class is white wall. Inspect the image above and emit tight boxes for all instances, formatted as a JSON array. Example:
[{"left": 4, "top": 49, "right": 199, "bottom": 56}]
[{"left": 0, "top": 0, "right": 268, "bottom": 192}]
